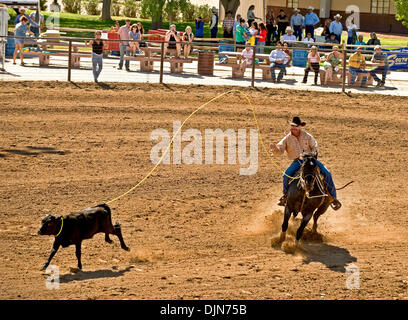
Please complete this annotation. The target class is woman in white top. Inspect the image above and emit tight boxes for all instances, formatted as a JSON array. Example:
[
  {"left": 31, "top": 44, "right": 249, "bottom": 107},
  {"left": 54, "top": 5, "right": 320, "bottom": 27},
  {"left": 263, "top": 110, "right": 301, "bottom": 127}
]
[{"left": 347, "top": 19, "right": 358, "bottom": 45}]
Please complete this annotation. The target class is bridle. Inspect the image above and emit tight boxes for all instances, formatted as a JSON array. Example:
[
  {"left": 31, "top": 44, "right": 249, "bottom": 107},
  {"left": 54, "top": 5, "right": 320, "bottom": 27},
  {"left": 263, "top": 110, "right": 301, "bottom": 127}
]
[{"left": 298, "top": 160, "right": 328, "bottom": 200}]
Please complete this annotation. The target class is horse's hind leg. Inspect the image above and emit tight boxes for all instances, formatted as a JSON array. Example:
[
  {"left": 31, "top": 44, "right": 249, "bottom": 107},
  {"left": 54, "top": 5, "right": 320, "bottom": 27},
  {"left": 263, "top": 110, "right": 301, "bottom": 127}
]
[
  {"left": 280, "top": 206, "right": 292, "bottom": 242},
  {"left": 312, "top": 202, "right": 330, "bottom": 233}
]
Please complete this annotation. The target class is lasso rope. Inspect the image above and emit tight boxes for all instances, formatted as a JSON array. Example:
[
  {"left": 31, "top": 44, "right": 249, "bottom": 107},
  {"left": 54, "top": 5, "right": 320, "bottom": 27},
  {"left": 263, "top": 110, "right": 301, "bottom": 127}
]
[{"left": 105, "top": 89, "right": 298, "bottom": 205}]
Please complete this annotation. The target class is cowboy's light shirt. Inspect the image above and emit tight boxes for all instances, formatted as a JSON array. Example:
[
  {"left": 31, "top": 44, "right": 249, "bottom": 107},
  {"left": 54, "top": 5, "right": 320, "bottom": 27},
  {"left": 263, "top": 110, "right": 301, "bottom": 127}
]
[{"left": 273, "top": 130, "right": 319, "bottom": 160}]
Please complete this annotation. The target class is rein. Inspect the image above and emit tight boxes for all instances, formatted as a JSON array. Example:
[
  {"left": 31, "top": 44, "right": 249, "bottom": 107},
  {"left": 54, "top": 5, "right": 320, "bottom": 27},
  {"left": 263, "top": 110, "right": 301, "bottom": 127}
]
[{"left": 299, "top": 166, "right": 328, "bottom": 200}]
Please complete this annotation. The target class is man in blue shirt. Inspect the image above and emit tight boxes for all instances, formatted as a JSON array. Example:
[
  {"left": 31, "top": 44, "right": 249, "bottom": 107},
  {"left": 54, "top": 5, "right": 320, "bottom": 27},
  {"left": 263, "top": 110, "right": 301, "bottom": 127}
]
[
  {"left": 14, "top": 8, "right": 38, "bottom": 27},
  {"left": 303, "top": 6, "right": 319, "bottom": 38},
  {"left": 329, "top": 14, "right": 343, "bottom": 43},
  {"left": 290, "top": 8, "right": 304, "bottom": 41},
  {"left": 269, "top": 41, "right": 288, "bottom": 83}
]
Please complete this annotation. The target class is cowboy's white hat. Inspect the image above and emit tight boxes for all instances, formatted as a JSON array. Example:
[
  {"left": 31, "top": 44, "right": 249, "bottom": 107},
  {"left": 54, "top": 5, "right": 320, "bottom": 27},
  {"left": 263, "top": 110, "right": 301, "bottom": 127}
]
[
  {"left": 286, "top": 27, "right": 293, "bottom": 32},
  {"left": 293, "top": 8, "right": 299, "bottom": 12},
  {"left": 307, "top": 6, "right": 314, "bottom": 10},
  {"left": 334, "top": 14, "right": 342, "bottom": 19}
]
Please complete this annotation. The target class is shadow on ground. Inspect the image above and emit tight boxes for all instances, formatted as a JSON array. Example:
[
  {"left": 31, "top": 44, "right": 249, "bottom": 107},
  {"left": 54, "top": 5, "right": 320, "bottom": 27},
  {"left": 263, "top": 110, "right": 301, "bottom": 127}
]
[
  {"left": 0, "top": 146, "right": 70, "bottom": 157},
  {"left": 60, "top": 266, "right": 134, "bottom": 283},
  {"left": 301, "top": 242, "right": 357, "bottom": 273}
]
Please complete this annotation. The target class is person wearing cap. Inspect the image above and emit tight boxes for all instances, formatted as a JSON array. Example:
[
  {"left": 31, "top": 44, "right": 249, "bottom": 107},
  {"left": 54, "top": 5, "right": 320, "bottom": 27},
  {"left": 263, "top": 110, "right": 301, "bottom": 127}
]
[
  {"left": 325, "top": 32, "right": 339, "bottom": 45},
  {"left": 370, "top": 45, "right": 388, "bottom": 87},
  {"left": 270, "top": 116, "right": 342, "bottom": 210},
  {"left": 14, "top": 8, "right": 38, "bottom": 27},
  {"left": 223, "top": 10, "right": 235, "bottom": 38},
  {"left": 195, "top": 16, "right": 204, "bottom": 38},
  {"left": 210, "top": 7, "right": 219, "bottom": 39},
  {"left": 118, "top": 19, "right": 131, "bottom": 71},
  {"left": 303, "top": 7, "right": 319, "bottom": 39},
  {"left": 329, "top": 14, "right": 343, "bottom": 43},
  {"left": 348, "top": 47, "right": 368, "bottom": 87},
  {"left": 282, "top": 27, "right": 296, "bottom": 44},
  {"left": 302, "top": 46, "right": 320, "bottom": 85},
  {"left": 290, "top": 8, "right": 304, "bottom": 41},
  {"left": 269, "top": 41, "right": 288, "bottom": 83}
]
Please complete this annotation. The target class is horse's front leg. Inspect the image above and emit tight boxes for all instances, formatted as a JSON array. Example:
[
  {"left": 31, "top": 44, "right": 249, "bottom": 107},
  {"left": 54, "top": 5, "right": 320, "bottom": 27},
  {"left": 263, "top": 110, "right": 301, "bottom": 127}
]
[
  {"left": 280, "top": 205, "right": 292, "bottom": 243},
  {"left": 296, "top": 211, "right": 313, "bottom": 243}
]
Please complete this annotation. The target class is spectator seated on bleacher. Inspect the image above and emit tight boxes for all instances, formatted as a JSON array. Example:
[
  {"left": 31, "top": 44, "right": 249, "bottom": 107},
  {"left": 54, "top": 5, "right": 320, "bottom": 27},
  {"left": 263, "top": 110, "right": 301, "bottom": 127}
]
[
  {"left": 367, "top": 32, "right": 381, "bottom": 51},
  {"left": 240, "top": 42, "right": 254, "bottom": 72},
  {"left": 370, "top": 45, "right": 388, "bottom": 87},
  {"left": 348, "top": 47, "right": 368, "bottom": 87},
  {"left": 325, "top": 33, "right": 339, "bottom": 45},
  {"left": 269, "top": 41, "right": 288, "bottom": 83},
  {"left": 282, "top": 27, "right": 296, "bottom": 44},
  {"left": 322, "top": 45, "right": 342, "bottom": 85},
  {"left": 163, "top": 24, "right": 181, "bottom": 58},
  {"left": 355, "top": 34, "right": 366, "bottom": 46}
]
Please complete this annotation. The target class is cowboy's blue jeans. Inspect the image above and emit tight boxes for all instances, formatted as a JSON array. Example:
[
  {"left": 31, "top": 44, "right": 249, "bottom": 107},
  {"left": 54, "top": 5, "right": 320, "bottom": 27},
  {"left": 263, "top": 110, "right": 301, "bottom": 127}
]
[{"left": 283, "top": 159, "right": 337, "bottom": 199}]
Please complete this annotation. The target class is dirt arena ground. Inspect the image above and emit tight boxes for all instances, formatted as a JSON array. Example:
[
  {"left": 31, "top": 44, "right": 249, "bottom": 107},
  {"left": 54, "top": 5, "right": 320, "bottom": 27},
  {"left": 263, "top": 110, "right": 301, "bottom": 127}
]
[{"left": 0, "top": 81, "right": 407, "bottom": 300}]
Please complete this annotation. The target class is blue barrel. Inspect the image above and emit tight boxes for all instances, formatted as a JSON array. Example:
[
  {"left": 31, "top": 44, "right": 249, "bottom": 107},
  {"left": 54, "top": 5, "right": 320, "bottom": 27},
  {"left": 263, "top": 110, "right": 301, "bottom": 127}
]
[{"left": 5, "top": 38, "right": 15, "bottom": 58}]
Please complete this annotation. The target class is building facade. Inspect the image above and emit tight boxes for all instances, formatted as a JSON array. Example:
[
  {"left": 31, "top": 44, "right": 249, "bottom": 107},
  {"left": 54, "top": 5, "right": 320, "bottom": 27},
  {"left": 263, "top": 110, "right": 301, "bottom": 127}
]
[{"left": 214, "top": 0, "right": 407, "bottom": 34}]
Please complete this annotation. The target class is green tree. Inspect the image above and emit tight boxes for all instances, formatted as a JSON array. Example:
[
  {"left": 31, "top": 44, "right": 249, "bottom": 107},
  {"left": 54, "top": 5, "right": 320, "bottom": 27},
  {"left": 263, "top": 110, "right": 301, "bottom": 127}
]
[
  {"left": 165, "top": 0, "right": 188, "bottom": 25},
  {"left": 141, "top": 0, "right": 166, "bottom": 30},
  {"left": 393, "top": 0, "right": 408, "bottom": 28},
  {"left": 141, "top": 0, "right": 190, "bottom": 29}
]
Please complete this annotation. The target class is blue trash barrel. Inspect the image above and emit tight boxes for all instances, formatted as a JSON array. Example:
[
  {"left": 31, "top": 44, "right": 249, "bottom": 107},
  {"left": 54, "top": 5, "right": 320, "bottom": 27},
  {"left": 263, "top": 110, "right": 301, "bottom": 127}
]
[{"left": 5, "top": 38, "right": 15, "bottom": 58}]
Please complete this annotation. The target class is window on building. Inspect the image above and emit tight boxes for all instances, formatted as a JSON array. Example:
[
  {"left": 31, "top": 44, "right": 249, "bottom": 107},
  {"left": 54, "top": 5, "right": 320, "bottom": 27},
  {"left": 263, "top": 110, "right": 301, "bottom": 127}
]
[
  {"left": 370, "top": 0, "right": 390, "bottom": 14},
  {"left": 287, "top": 0, "right": 299, "bottom": 9}
]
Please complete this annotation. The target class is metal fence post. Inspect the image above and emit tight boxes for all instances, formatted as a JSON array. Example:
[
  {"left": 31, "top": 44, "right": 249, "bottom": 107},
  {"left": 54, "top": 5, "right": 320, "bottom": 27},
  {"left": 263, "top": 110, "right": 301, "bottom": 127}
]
[
  {"left": 160, "top": 41, "right": 164, "bottom": 84},
  {"left": 68, "top": 39, "right": 72, "bottom": 81},
  {"left": 251, "top": 45, "right": 256, "bottom": 88}
]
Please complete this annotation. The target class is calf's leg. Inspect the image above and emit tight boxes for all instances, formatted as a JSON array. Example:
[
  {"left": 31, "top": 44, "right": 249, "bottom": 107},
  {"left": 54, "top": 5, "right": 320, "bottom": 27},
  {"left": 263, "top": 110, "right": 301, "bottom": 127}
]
[
  {"left": 113, "top": 222, "right": 130, "bottom": 251},
  {"left": 42, "top": 240, "right": 61, "bottom": 270},
  {"left": 75, "top": 242, "right": 82, "bottom": 269}
]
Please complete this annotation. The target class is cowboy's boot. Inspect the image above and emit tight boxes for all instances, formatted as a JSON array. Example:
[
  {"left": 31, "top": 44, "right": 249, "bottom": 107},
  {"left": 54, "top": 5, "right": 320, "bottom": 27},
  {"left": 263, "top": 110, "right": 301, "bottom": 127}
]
[
  {"left": 277, "top": 194, "right": 287, "bottom": 206},
  {"left": 331, "top": 198, "right": 342, "bottom": 210}
]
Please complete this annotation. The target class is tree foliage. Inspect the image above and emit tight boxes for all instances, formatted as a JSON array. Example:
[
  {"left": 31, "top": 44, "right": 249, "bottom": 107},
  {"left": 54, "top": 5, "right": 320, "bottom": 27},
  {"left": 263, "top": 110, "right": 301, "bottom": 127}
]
[{"left": 393, "top": 0, "right": 408, "bottom": 28}]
